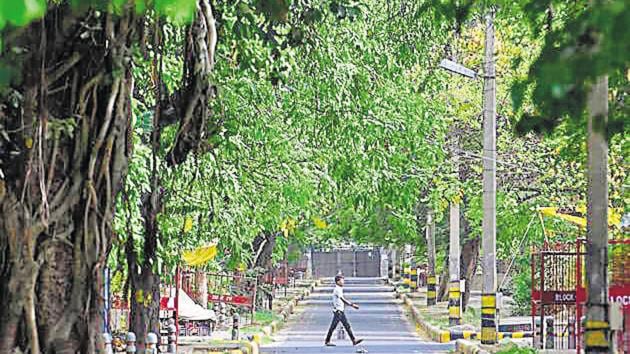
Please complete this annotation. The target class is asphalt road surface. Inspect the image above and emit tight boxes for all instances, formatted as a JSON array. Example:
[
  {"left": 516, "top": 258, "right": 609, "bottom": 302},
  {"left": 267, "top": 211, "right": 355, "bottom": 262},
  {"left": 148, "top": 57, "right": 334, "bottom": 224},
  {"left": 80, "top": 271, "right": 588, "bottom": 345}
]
[{"left": 261, "top": 278, "right": 453, "bottom": 354}]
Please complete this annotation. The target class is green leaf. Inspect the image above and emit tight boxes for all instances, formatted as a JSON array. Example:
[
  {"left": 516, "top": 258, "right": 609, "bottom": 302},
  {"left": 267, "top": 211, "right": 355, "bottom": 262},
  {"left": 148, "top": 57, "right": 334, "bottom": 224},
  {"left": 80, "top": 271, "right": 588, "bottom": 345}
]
[{"left": 0, "top": 0, "right": 46, "bottom": 28}]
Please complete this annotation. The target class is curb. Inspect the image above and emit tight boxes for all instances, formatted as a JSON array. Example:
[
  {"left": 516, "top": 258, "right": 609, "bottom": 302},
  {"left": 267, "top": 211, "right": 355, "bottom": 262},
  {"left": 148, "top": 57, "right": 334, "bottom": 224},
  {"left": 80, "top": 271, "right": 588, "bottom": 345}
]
[
  {"left": 399, "top": 293, "right": 533, "bottom": 343},
  {"left": 275, "top": 281, "right": 316, "bottom": 323},
  {"left": 401, "top": 293, "right": 450, "bottom": 342},
  {"left": 261, "top": 280, "right": 318, "bottom": 336}
]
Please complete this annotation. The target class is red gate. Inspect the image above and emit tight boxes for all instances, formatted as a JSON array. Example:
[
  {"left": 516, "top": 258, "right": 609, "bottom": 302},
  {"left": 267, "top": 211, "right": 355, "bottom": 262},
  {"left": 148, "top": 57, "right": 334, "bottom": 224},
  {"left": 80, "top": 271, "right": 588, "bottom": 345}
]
[
  {"left": 531, "top": 242, "right": 583, "bottom": 350},
  {"left": 532, "top": 239, "right": 630, "bottom": 352}
]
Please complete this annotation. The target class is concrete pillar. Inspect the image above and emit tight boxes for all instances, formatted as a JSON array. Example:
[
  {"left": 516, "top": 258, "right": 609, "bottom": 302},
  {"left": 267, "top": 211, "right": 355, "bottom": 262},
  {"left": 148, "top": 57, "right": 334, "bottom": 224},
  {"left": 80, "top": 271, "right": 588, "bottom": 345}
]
[
  {"left": 380, "top": 247, "right": 389, "bottom": 279},
  {"left": 480, "top": 9, "right": 497, "bottom": 345},
  {"left": 306, "top": 248, "right": 313, "bottom": 279},
  {"left": 426, "top": 211, "right": 437, "bottom": 306},
  {"left": 390, "top": 248, "right": 397, "bottom": 279}
]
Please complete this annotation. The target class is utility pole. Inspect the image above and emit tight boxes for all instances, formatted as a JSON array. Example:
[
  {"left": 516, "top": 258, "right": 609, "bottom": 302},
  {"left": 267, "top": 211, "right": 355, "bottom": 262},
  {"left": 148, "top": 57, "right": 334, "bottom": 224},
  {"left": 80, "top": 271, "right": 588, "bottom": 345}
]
[
  {"left": 480, "top": 9, "right": 497, "bottom": 345},
  {"left": 306, "top": 247, "right": 313, "bottom": 279},
  {"left": 391, "top": 248, "right": 397, "bottom": 279},
  {"left": 585, "top": 75, "right": 611, "bottom": 353},
  {"left": 426, "top": 209, "right": 437, "bottom": 306},
  {"left": 447, "top": 31, "right": 463, "bottom": 325},
  {"left": 449, "top": 140, "right": 461, "bottom": 325}
]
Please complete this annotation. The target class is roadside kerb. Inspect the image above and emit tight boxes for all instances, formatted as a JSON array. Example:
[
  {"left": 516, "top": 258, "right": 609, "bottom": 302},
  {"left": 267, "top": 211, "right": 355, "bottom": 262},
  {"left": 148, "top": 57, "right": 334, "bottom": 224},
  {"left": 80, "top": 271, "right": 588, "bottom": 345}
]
[
  {"left": 400, "top": 293, "right": 451, "bottom": 342},
  {"left": 265, "top": 280, "right": 318, "bottom": 335},
  {"left": 397, "top": 291, "right": 532, "bottom": 344}
]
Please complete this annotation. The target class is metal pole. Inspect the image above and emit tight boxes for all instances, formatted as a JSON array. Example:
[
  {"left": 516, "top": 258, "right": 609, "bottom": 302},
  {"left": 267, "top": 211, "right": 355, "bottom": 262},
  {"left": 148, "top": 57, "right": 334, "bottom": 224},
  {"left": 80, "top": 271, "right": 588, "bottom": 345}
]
[
  {"left": 481, "top": 8, "right": 497, "bottom": 345},
  {"left": 585, "top": 75, "right": 611, "bottom": 353}
]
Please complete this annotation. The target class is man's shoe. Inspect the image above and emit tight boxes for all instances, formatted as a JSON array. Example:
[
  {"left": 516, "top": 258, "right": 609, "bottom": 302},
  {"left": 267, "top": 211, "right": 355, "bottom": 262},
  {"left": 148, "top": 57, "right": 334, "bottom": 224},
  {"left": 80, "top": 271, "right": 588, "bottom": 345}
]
[
  {"left": 353, "top": 339, "right": 364, "bottom": 346},
  {"left": 325, "top": 342, "right": 336, "bottom": 346}
]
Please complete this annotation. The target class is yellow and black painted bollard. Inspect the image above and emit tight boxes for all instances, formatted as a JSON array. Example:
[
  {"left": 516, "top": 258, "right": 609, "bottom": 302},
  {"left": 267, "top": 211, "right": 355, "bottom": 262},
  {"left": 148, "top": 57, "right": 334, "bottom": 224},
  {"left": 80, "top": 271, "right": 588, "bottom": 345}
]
[
  {"left": 481, "top": 293, "right": 497, "bottom": 344},
  {"left": 410, "top": 268, "right": 418, "bottom": 291},
  {"left": 448, "top": 280, "right": 461, "bottom": 326},
  {"left": 584, "top": 318, "right": 611, "bottom": 352},
  {"left": 427, "top": 275, "right": 437, "bottom": 306},
  {"left": 403, "top": 267, "right": 411, "bottom": 289}
]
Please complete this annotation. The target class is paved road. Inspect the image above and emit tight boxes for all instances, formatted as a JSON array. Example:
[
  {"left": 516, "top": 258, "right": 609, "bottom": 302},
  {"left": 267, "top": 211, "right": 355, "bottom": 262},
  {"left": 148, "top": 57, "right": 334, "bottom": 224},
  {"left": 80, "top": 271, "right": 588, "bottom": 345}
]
[{"left": 261, "top": 278, "right": 453, "bottom": 354}]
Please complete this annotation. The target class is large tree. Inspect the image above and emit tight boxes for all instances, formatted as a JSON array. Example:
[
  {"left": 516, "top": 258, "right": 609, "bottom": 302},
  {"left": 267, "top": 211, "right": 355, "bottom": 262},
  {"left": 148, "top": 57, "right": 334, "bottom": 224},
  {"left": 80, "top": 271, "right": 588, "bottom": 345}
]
[{"left": 0, "top": 0, "right": 213, "bottom": 351}]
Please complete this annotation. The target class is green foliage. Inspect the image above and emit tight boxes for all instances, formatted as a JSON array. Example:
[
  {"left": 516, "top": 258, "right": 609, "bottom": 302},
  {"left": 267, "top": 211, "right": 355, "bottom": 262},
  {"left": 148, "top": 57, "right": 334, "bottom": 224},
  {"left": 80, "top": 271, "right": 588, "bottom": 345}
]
[
  {"left": 9, "top": 0, "right": 623, "bottom": 292},
  {"left": 253, "top": 310, "right": 280, "bottom": 325},
  {"left": 510, "top": 263, "right": 532, "bottom": 316},
  {"left": 496, "top": 346, "right": 537, "bottom": 354},
  {"left": 0, "top": 0, "right": 46, "bottom": 30}
]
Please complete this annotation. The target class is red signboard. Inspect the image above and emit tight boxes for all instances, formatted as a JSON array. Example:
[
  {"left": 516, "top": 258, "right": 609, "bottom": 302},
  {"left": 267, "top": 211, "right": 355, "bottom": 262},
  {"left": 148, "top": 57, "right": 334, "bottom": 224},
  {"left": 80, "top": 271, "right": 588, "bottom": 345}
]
[
  {"left": 542, "top": 290, "right": 576, "bottom": 303},
  {"left": 609, "top": 284, "right": 630, "bottom": 308},
  {"left": 208, "top": 293, "right": 253, "bottom": 307},
  {"left": 532, "top": 290, "right": 577, "bottom": 303},
  {"left": 576, "top": 285, "right": 630, "bottom": 307}
]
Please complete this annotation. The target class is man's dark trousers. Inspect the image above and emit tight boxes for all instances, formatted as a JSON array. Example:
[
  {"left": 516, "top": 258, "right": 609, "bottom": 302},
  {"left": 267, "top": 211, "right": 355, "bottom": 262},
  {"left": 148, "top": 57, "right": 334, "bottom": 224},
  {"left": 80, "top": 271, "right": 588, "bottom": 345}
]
[{"left": 325, "top": 310, "right": 356, "bottom": 342}]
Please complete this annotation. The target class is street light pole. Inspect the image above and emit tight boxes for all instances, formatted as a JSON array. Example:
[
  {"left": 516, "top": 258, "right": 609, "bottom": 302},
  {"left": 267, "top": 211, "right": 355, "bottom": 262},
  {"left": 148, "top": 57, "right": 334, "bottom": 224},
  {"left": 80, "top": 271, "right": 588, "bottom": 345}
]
[{"left": 480, "top": 9, "right": 497, "bottom": 345}]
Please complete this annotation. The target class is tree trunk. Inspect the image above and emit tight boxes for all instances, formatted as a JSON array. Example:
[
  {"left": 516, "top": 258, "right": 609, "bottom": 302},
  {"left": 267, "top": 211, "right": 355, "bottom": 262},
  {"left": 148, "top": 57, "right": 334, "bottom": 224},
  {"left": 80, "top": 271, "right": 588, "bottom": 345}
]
[
  {"left": 438, "top": 257, "right": 449, "bottom": 301},
  {"left": 253, "top": 232, "right": 278, "bottom": 269},
  {"left": 128, "top": 266, "right": 161, "bottom": 351},
  {"left": 127, "top": 186, "right": 163, "bottom": 350},
  {"left": 460, "top": 237, "right": 480, "bottom": 311},
  {"left": 125, "top": 0, "right": 217, "bottom": 347},
  {"left": 0, "top": 4, "right": 135, "bottom": 352},
  {"left": 195, "top": 270, "right": 209, "bottom": 308}
]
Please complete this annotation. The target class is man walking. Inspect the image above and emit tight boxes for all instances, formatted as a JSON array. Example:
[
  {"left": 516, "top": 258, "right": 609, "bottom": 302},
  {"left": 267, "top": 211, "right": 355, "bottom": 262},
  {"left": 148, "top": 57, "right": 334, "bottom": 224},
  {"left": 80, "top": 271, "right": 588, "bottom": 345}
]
[{"left": 324, "top": 275, "right": 364, "bottom": 346}]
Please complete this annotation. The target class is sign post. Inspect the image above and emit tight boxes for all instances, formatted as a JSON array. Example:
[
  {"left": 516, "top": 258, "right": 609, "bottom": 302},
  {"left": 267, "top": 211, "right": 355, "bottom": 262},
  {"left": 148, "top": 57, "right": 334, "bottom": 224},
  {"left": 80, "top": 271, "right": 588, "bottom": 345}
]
[{"left": 439, "top": 59, "right": 477, "bottom": 79}]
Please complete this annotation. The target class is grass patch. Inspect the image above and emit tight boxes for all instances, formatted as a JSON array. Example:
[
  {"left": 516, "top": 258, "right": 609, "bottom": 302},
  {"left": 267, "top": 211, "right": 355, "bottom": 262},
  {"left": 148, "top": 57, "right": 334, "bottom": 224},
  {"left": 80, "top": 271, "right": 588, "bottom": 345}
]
[
  {"left": 495, "top": 347, "right": 537, "bottom": 354},
  {"left": 462, "top": 306, "right": 478, "bottom": 327},
  {"left": 424, "top": 314, "right": 448, "bottom": 328},
  {"left": 396, "top": 286, "right": 410, "bottom": 293},
  {"left": 254, "top": 310, "right": 281, "bottom": 325},
  {"left": 240, "top": 325, "right": 264, "bottom": 334}
]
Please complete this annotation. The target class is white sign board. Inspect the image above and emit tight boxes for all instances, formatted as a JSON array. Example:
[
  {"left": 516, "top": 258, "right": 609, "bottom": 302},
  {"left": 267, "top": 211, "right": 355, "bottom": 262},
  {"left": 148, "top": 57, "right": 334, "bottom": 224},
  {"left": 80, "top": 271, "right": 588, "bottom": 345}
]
[{"left": 439, "top": 59, "right": 477, "bottom": 79}]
